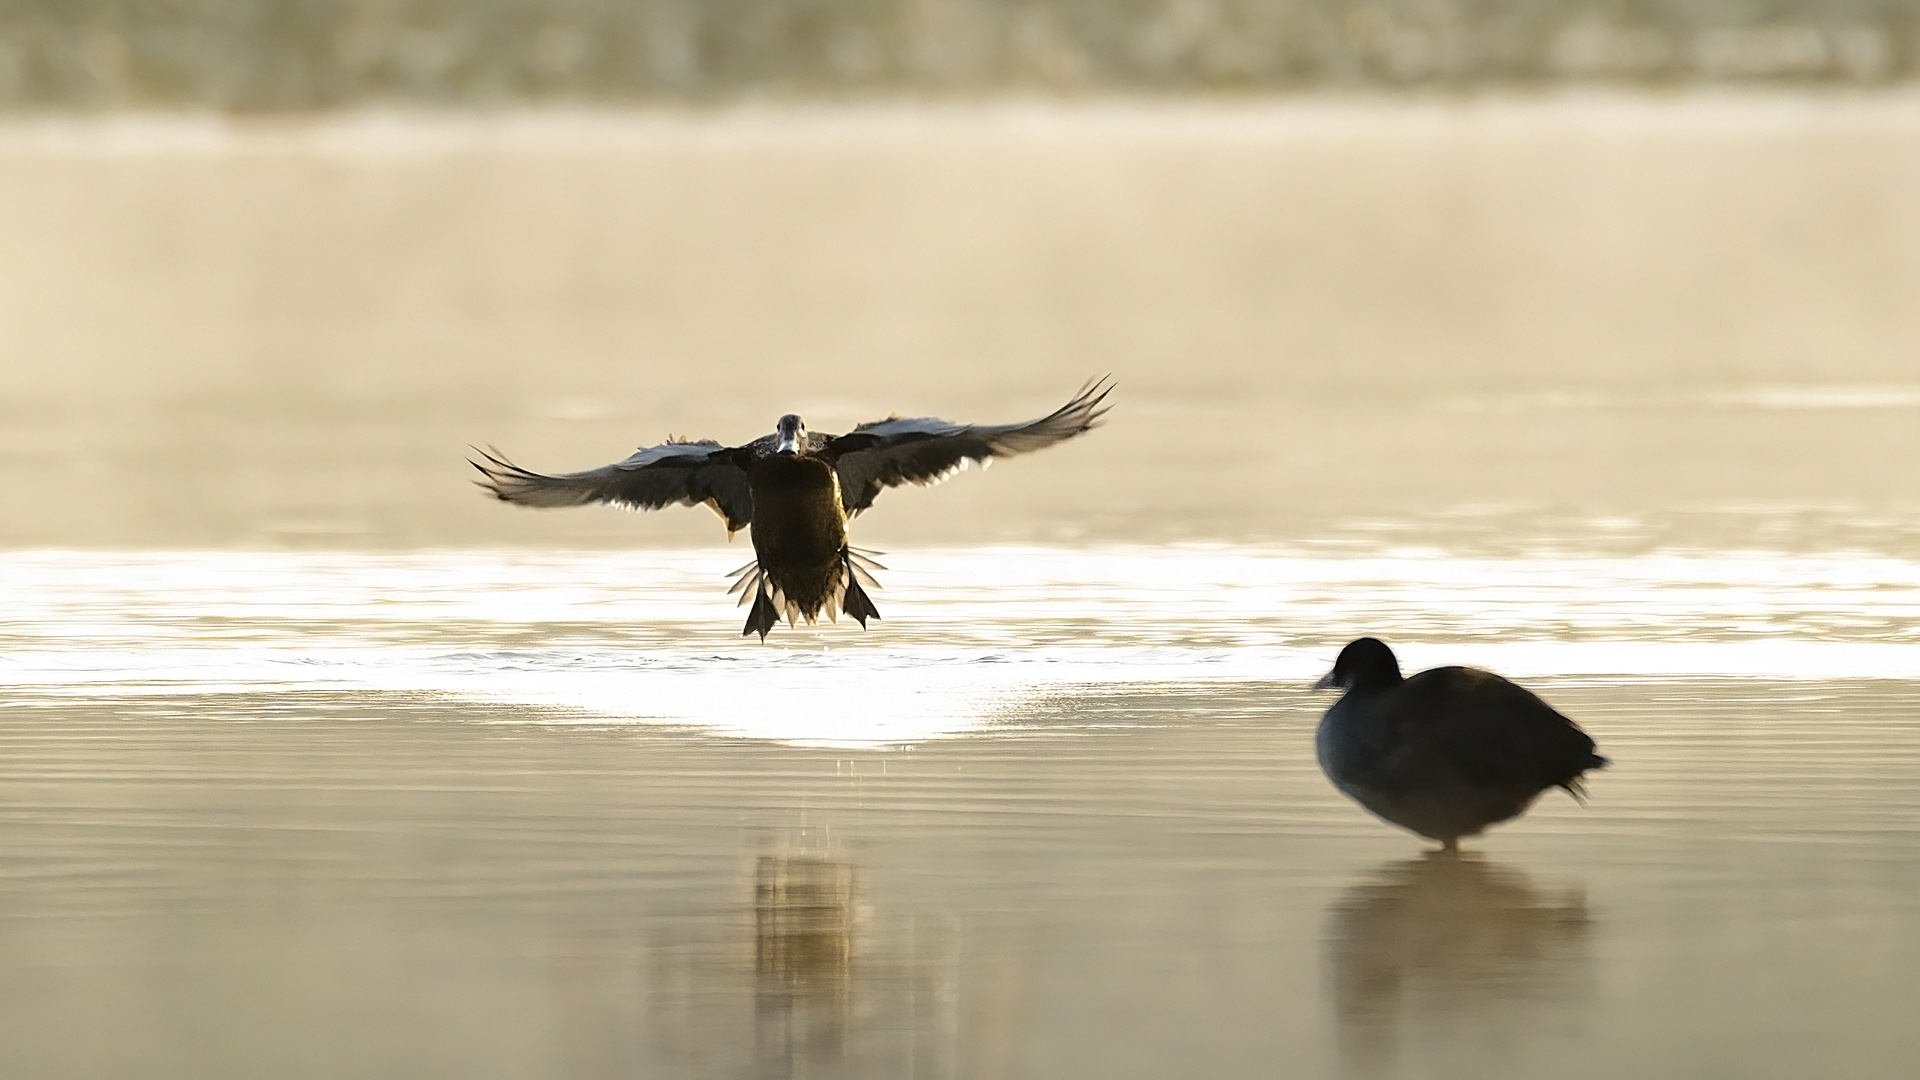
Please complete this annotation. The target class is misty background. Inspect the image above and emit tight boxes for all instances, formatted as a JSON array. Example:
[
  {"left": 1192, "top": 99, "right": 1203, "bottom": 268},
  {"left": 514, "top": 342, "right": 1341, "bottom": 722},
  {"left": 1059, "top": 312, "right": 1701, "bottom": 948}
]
[{"left": 2, "top": 1, "right": 1917, "bottom": 554}]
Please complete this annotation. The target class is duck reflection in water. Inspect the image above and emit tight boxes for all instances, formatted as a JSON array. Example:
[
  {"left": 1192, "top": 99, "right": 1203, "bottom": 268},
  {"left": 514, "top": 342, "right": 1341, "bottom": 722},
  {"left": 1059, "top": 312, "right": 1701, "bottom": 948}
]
[
  {"left": 754, "top": 852, "right": 858, "bottom": 1070},
  {"left": 631, "top": 834, "right": 966, "bottom": 1078},
  {"left": 1326, "top": 854, "right": 1592, "bottom": 1078}
]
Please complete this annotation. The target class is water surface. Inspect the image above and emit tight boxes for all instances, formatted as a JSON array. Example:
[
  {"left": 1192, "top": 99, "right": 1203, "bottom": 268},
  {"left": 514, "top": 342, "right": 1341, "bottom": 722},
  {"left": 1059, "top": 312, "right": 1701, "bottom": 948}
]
[{"left": 3, "top": 547, "right": 1919, "bottom": 1078}]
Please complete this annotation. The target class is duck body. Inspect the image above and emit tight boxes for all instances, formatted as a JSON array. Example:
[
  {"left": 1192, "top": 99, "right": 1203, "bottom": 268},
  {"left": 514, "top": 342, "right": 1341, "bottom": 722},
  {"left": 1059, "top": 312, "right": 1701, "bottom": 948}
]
[
  {"left": 1315, "top": 638, "right": 1608, "bottom": 851},
  {"left": 472, "top": 380, "right": 1109, "bottom": 640},
  {"left": 737, "top": 448, "right": 878, "bottom": 640}
]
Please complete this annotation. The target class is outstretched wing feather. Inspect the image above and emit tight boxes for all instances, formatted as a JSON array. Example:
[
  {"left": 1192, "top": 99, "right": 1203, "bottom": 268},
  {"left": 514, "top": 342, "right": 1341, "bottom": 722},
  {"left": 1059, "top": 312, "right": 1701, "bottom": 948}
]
[
  {"left": 471, "top": 441, "right": 753, "bottom": 532},
  {"left": 829, "top": 377, "right": 1112, "bottom": 514}
]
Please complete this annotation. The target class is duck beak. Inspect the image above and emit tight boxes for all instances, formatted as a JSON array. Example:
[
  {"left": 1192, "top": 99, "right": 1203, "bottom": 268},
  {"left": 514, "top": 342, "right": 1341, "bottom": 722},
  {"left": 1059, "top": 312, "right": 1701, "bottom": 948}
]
[{"left": 774, "top": 417, "right": 803, "bottom": 456}]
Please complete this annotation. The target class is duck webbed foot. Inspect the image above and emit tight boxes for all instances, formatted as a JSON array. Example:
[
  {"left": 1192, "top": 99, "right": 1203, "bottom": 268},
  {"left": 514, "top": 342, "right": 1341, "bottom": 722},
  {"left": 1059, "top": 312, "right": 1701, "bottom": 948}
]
[
  {"left": 742, "top": 588, "right": 780, "bottom": 641},
  {"left": 728, "top": 561, "right": 782, "bottom": 641},
  {"left": 843, "top": 578, "right": 880, "bottom": 629},
  {"left": 841, "top": 548, "right": 884, "bottom": 629}
]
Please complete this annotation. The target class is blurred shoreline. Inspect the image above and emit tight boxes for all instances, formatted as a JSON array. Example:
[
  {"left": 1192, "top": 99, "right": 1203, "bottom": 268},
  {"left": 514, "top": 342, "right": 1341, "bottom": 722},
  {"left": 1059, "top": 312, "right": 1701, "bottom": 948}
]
[
  {"left": 1, "top": 90, "right": 1918, "bottom": 147},
  {"left": 3, "top": 1, "right": 1916, "bottom": 111}
]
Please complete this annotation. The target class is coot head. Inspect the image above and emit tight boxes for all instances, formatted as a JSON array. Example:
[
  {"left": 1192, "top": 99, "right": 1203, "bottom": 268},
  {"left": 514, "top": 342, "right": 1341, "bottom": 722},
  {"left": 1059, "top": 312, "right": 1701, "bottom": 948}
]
[
  {"left": 773, "top": 414, "right": 807, "bottom": 456},
  {"left": 1315, "top": 636, "right": 1404, "bottom": 692}
]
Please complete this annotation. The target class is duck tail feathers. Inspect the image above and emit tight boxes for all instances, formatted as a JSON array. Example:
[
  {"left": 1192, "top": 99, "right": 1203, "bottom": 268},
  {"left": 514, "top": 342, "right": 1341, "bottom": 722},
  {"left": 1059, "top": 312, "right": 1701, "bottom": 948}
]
[{"left": 726, "top": 560, "right": 761, "bottom": 601}]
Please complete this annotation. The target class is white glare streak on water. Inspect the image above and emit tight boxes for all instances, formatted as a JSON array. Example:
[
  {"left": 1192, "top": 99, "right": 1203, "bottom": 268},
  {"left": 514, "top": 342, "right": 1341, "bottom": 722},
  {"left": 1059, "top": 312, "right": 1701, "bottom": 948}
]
[{"left": 4, "top": 548, "right": 1920, "bottom": 745}]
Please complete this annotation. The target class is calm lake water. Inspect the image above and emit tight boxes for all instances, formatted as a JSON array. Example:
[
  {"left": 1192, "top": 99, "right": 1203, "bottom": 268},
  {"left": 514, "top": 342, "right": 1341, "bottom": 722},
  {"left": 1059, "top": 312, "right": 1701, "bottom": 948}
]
[
  {"left": 2, "top": 100, "right": 1920, "bottom": 1077},
  {"left": 3, "top": 548, "right": 1919, "bottom": 1078}
]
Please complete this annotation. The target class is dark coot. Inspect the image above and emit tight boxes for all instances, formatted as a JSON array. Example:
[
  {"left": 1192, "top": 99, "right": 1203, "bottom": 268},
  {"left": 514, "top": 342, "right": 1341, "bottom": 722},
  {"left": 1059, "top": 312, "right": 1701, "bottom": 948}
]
[{"left": 1314, "top": 637, "right": 1609, "bottom": 851}]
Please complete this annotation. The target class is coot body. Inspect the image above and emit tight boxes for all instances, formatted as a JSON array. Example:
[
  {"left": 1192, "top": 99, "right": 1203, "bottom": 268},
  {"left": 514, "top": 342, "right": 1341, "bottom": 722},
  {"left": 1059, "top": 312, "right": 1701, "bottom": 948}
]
[{"left": 1315, "top": 637, "right": 1608, "bottom": 851}]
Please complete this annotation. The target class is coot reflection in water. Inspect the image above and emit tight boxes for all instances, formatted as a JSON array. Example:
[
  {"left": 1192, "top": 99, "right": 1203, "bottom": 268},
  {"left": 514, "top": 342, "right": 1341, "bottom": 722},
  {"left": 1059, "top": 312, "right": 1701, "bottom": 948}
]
[{"left": 1325, "top": 855, "right": 1592, "bottom": 1078}]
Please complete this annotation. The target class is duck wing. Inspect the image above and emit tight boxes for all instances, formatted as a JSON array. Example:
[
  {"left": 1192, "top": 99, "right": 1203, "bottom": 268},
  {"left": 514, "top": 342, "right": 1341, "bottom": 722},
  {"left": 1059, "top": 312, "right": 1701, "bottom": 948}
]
[
  {"left": 471, "top": 440, "right": 754, "bottom": 533},
  {"left": 825, "top": 377, "right": 1112, "bottom": 515}
]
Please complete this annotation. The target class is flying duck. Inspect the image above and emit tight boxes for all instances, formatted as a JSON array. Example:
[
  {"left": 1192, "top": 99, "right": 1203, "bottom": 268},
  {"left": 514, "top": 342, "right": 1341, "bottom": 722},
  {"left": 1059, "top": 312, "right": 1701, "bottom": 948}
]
[
  {"left": 1314, "top": 638, "right": 1609, "bottom": 852},
  {"left": 472, "top": 379, "right": 1111, "bottom": 640}
]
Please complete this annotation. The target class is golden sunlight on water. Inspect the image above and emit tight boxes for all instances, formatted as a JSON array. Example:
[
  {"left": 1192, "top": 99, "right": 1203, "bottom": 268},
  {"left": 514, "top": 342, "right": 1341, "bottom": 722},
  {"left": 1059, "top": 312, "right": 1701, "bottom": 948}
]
[
  {"left": 2, "top": 100, "right": 1919, "bottom": 1078},
  {"left": 2, "top": 659, "right": 1918, "bottom": 1077},
  {"left": 1, "top": 548, "right": 1919, "bottom": 1078}
]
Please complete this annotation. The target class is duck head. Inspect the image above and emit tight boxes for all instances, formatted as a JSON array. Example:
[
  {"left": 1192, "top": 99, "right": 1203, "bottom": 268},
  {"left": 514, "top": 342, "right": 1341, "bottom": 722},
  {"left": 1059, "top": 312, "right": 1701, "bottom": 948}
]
[
  {"left": 1315, "top": 637, "right": 1403, "bottom": 692},
  {"left": 774, "top": 414, "right": 807, "bottom": 456}
]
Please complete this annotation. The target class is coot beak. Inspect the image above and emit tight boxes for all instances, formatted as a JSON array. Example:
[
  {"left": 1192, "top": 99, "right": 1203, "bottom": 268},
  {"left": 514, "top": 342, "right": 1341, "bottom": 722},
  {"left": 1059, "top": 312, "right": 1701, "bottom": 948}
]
[{"left": 1312, "top": 669, "right": 1340, "bottom": 690}]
